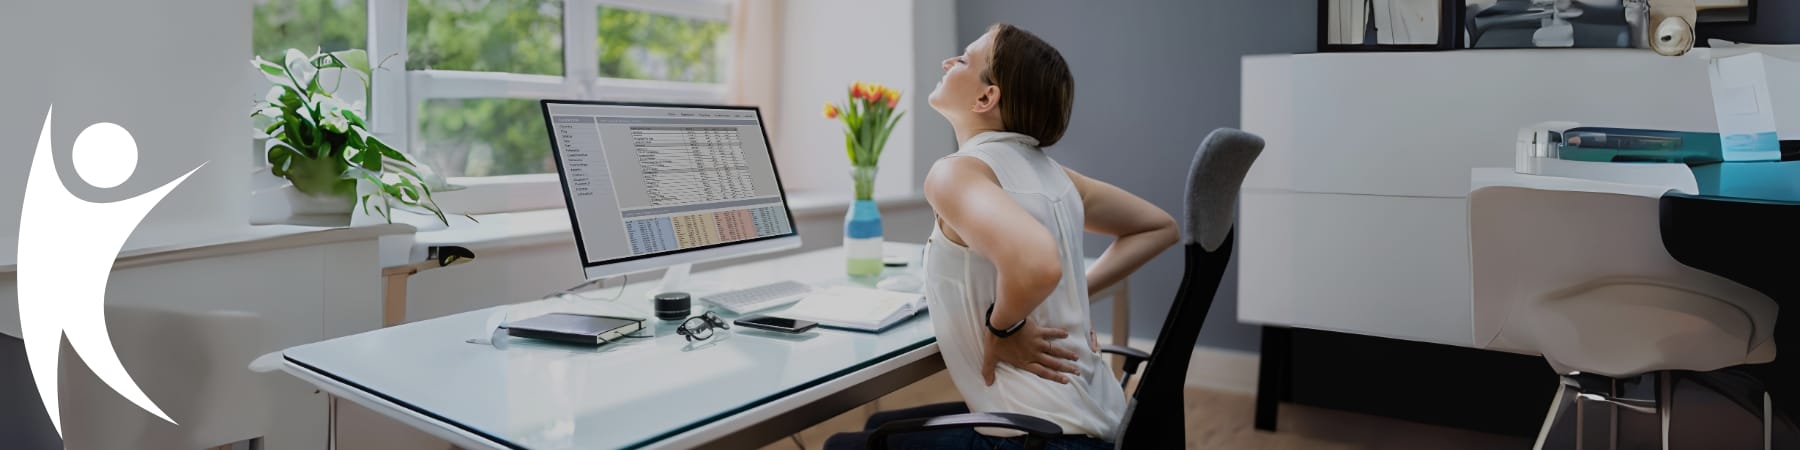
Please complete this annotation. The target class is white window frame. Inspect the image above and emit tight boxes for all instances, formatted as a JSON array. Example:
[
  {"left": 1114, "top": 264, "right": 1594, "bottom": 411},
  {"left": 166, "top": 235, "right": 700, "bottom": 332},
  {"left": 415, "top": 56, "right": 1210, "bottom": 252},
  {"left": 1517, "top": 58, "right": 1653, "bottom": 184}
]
[{"left": 366, "top": 0, "right": 734, "bottom": 214}]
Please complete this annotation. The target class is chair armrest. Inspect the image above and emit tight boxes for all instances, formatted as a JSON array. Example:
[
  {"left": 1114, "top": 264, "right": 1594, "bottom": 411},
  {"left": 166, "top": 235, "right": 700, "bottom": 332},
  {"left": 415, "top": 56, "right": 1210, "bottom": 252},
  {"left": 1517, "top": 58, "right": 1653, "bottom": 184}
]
[
  {"left": 1100, "top": 345, "right": 1151, "bottom": 390},
  {"left": 868, "top": 412, "right": 1063, "bottom": 450},
  {"left": 1098, "top": 344, "right": 1149, "bottom": 361}
]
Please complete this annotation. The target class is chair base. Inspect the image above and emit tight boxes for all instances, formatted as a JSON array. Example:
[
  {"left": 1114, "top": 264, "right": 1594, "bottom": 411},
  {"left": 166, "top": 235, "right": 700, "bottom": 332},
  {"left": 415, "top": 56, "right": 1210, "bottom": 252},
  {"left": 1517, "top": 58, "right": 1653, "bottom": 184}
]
[{"left": 1535, "top": 369, "right": 1800, "bottom": 450}]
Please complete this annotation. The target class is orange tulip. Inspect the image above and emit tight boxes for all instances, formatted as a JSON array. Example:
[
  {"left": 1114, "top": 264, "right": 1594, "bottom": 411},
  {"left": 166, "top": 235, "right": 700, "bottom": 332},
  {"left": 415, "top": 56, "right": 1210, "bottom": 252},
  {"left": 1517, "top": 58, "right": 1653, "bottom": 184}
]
[
  {"left": 823, "top": 102, "right": 839, "bottom": 119},
  {"left": 886, "top": 90, "right": 900, "bottom": 108}
]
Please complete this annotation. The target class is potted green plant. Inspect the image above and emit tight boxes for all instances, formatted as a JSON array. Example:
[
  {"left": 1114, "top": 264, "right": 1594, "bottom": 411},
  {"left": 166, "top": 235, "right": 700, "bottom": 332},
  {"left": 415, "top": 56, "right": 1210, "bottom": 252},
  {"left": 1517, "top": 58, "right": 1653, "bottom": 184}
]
[{"left": 251, "top": 48, "right": 448, "bottom": 225}]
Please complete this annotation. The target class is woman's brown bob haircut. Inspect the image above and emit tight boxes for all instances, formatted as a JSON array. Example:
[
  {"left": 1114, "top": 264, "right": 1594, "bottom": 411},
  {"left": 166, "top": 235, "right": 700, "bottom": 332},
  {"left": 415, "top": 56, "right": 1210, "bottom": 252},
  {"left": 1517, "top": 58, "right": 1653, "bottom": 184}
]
[{"left": 981, "top": 23, "right": 1074, "bottom": 148}]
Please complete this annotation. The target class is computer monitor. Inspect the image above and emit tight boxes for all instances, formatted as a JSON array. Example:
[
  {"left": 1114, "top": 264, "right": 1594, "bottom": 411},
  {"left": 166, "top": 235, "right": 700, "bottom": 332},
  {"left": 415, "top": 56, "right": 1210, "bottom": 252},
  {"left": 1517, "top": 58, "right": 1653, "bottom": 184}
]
[{"left": 540, "top": 100, "right": 801, "bottom": 294}]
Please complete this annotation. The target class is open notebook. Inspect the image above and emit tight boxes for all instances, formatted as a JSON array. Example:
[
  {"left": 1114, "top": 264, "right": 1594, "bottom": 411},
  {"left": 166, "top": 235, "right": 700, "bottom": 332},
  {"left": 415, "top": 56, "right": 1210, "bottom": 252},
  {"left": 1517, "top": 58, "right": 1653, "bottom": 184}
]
[{"left": 777, "top": 285, "right": 926, "bottom": 332}]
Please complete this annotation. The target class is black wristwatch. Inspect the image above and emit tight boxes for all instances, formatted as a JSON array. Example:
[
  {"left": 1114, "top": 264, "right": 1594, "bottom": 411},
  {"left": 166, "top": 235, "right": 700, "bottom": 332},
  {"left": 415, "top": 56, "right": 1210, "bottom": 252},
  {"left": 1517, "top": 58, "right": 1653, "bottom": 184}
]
[{"left": 985, "top": 304, "right": 1026, "bottom": 338}]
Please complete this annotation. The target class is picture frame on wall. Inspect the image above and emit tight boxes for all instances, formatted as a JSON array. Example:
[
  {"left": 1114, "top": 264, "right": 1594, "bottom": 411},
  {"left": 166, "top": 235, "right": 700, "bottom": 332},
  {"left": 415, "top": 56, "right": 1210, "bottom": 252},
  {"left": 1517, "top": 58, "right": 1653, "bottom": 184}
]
[
  {"left": 1697, "top": 0, "right": 1755, "bottom": 24},
  {"left": 1319, "top": 0, "right": 1461, "bottom": 51},
  {"left": 1464, "top": 0, "right": 1644, "bottom": 49}
]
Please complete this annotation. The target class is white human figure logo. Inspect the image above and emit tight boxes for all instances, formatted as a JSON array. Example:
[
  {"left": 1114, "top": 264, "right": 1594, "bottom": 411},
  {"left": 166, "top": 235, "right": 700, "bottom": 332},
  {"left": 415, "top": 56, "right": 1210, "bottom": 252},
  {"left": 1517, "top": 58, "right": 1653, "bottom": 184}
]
[{"left": 18, "top": 107, "right": 204, "bottom": 436}]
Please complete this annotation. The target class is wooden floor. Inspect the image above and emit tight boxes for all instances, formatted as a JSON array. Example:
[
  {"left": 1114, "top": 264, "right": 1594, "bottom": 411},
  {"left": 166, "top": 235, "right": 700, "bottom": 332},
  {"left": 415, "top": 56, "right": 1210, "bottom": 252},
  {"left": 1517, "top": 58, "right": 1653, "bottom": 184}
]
[{"left": 757, "top": 371, "right": 1532, "bottom": 450}]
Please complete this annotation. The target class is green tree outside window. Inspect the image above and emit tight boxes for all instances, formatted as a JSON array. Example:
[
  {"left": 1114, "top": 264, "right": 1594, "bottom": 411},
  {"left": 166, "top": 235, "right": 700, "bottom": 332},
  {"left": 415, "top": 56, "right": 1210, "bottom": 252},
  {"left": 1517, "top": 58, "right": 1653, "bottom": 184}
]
[
  {"left": 253, "top": 0, "right": 730, "bottom": 178},
  {"left": 254, "top": 0, "right": 367, "bottom": 64}
]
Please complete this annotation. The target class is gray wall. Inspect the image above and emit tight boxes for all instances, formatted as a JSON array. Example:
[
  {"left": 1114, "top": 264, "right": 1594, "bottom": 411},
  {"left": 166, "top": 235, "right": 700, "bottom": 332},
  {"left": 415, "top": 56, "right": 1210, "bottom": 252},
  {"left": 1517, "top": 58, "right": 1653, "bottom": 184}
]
[
  {"left": 955, "top": 0, "right": 1315, "bottom": 352},
  {"left": 1699, "top": 1, "right": 1800, "bottom": 45}
]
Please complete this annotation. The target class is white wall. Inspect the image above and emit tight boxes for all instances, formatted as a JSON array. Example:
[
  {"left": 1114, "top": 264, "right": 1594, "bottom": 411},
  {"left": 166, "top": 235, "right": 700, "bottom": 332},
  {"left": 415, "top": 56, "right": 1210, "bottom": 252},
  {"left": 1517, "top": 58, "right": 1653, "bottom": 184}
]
[
  {"left": 776, "top": 0, "right": 958, "bottom": 197},
  {"left": 911, "top": 0, "right": 960, "bottom": 184},
  {"left": 953, "top": 0, "right": 1320, "bottom": 351},
  {"left": 0, "top": 0, "right": 253, "bottom": 265}
]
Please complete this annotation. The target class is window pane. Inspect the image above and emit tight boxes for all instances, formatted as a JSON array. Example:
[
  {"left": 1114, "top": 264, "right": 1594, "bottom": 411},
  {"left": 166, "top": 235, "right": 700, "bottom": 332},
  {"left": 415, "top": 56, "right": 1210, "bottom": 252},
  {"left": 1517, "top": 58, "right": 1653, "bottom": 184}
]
[
  {"left": 408, "top": 0, "right": 564, "bottom": 75},
  {"left": 597, "top": 7, "right": 729, "bottom": 83},
  {"left": 415, "top": 99, "right": 553, "bottom": 177},
  {"left": 254, "top": 0, "right": 367, "bottom": 63}
]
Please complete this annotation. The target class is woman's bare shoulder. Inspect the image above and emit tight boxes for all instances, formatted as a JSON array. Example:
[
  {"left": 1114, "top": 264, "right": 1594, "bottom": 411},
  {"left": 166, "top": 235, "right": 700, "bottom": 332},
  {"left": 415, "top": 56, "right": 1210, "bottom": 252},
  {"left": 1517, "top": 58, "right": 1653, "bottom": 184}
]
[{"left": 924, "top": 155, "right": 1001, "bottom": 201}]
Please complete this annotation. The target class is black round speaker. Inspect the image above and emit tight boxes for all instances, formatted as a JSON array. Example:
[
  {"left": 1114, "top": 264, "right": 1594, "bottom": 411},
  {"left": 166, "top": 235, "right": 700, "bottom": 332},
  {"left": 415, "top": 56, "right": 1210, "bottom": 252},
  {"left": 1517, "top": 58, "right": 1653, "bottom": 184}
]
[{"left": 654, "top": 292, "right": 692, "bottom": 321}]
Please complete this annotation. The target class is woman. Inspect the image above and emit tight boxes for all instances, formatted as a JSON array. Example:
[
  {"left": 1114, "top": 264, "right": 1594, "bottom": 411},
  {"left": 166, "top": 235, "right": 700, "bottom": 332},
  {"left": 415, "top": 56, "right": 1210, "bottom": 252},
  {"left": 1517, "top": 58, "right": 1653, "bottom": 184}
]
[{"left": 826, "top": 23, "right": 1179, "bottom": 449}]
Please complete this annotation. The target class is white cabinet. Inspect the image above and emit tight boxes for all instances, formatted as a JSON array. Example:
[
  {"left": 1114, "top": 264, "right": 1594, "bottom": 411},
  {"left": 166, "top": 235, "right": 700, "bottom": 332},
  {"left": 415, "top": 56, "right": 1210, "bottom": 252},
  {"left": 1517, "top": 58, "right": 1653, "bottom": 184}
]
[
  {"left": 1237, "top": 50, "right": 1718, "bottom": 347},
  {"left": 0, "top": 225, "right": 408, "bottom": 450}
]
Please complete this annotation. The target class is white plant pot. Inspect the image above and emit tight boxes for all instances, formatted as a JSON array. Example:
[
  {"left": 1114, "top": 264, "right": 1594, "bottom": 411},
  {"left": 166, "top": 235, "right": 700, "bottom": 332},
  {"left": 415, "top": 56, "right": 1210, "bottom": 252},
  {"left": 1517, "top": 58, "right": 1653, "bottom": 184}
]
[
  {"left": 250, "top": 171, "right": 462, "bottom": 230},
  {"left": 284, "top": 187, "right": 356, "bottom": 216},
  {"left": 246, "top": 184, "right": 362, "bottom": 227}
]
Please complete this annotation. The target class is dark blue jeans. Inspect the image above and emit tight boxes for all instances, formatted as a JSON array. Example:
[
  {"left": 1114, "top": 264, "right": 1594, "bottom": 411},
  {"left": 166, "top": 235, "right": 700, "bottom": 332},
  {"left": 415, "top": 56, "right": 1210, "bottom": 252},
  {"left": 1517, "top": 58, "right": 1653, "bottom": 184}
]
[{"left": 823, "top": 402, "right": 1114, "bottom": 450}]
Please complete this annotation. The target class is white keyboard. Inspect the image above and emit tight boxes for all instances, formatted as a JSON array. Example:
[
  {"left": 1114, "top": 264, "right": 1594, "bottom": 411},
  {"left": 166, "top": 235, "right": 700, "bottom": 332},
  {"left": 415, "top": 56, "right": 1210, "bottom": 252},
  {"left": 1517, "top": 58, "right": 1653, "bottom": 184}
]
[{"left": 699, "top": 280, "right": 815, "bottom": 315}]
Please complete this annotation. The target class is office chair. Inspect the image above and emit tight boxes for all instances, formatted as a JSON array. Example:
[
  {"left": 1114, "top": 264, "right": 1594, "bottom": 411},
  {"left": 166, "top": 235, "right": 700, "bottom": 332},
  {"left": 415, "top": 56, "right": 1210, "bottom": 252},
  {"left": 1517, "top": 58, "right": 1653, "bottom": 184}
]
[
  {"left": 1469, "top": 186, "right": 1792, "bottom": 449},
  {"left": 58, "top": 305, "right": 273, "bottom": 450},
  {"left": 859, "top": 128, "right": 1265, "bottom": 450}
]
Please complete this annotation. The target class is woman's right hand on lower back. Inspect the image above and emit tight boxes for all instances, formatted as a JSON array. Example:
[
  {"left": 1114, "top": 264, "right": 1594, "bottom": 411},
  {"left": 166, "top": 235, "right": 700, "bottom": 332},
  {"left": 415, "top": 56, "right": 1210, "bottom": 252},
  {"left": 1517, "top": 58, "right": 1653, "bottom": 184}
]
[{"left": 982, "top": 321, "right": 1081, "bottom": 385}]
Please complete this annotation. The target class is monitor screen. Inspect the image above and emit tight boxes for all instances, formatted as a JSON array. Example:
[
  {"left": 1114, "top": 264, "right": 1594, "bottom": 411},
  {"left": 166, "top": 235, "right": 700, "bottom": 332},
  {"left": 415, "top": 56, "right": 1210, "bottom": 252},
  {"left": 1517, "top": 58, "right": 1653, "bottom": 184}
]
[{"left": 542, "top": 101, "right": 797, "bottom": 269}]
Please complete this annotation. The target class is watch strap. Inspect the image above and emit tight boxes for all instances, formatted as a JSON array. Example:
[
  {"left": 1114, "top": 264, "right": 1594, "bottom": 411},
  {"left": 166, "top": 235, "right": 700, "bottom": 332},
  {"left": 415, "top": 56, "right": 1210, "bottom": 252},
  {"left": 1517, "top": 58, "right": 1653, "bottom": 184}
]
[{"left": 985, "top": 304, "right": 1026, "bottom": 338}]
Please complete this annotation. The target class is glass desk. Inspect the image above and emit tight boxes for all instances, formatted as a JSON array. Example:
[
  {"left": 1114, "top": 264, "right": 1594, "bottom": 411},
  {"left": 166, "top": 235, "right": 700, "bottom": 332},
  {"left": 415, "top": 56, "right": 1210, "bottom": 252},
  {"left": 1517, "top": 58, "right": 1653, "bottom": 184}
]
[
  {"left": 282, "top": 243, "right": 938, "bottom": 449},
  {"left": 280, "top": 242, "right": 1128, "bottom": 449}
]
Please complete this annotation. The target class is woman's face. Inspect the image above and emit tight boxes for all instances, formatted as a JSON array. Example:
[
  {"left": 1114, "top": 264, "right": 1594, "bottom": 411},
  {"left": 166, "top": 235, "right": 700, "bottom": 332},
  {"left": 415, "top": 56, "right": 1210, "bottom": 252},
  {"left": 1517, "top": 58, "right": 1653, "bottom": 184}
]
[{"left": 929, "top": 30, "right": 1000, "bottom": 125}]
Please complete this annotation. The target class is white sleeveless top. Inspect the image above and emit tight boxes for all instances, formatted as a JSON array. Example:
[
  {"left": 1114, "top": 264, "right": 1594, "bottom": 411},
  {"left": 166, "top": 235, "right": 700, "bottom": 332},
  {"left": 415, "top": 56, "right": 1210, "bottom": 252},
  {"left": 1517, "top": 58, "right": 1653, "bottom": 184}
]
[{"left": 923, "top": 131, "right": 1128, "bottom": 441}]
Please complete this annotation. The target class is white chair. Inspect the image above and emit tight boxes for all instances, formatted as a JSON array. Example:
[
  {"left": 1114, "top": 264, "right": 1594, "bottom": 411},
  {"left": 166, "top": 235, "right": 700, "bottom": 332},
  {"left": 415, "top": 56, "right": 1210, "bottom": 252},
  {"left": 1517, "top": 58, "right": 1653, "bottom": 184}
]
[
  {"left": 1470, "top": 184, "right": 1781, "bottom": 449},
  {"left": 58, "top": 305, "right": 272, "bottom": 450}
]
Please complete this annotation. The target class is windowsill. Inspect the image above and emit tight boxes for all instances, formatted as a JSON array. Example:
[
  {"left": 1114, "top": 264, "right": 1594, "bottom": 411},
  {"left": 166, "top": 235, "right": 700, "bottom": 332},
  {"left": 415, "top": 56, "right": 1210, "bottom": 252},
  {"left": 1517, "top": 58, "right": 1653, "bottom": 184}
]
[
  {"left": 410, "top": 190, "right": 929, "bottom": 254},
  {"left": 0, "top": 189, "right": 922, "bottom": 274},
  {"left": 251, "top": 169, "right": 932, "bottom": 259},
  {"left": 430, "top": 174, "right": 567, "bottom": 215},
  {"left": 781, "top": 189, "right": 928, "bottom": 216},
  {"left": 0, "top": 223, "right": 414, "bottom": 275}
]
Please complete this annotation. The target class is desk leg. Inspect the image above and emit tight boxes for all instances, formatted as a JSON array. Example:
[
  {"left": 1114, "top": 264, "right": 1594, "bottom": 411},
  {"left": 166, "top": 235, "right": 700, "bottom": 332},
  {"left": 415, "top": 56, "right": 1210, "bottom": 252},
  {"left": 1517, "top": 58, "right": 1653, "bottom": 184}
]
[
  {"left": 1255, "top": 326, "right": 1291, "bottom": 432},
  {"left": 381, "top": 267, "right": 416, "bottom": 328},
  {"left": 329, "top": 395, "right": 339, "bottom": 448},
  {"left": 1111, "top": 282, "right": 1131, "bottom": 377},
  {"left": 860, "top": 400, "right": 881, "bottom": 424}
]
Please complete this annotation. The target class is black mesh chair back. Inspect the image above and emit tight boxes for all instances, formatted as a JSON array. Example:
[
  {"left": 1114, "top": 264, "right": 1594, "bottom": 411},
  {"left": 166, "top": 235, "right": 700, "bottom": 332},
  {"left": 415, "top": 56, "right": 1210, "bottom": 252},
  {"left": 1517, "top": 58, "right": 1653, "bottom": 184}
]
[{"left": 1112, "top": 128, "right": 1264, "bottom": 448}]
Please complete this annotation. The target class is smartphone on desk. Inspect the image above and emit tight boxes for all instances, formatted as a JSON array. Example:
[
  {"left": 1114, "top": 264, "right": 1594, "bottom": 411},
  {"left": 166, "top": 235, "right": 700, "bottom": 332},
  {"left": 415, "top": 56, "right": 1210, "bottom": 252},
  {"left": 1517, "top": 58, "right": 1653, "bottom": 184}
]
[{"left": 733, "top": 315, "right": 818, "bottom": 334}]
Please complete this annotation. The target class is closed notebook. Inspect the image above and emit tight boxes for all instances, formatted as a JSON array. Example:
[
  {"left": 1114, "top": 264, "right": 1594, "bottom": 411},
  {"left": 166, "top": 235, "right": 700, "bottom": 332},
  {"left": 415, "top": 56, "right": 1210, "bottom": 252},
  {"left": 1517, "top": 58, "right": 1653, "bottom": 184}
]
[
  {"left": 778, "top": 286, "right": 926, "bottom": 332},
  {"left": 502, "top": 312, "right": 644, "bottom": 345}
]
